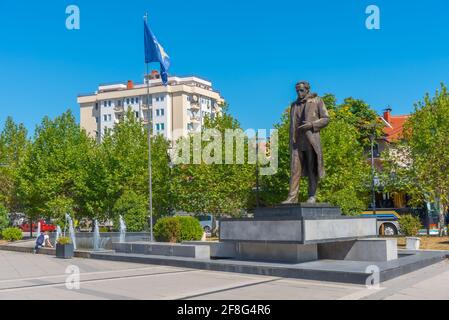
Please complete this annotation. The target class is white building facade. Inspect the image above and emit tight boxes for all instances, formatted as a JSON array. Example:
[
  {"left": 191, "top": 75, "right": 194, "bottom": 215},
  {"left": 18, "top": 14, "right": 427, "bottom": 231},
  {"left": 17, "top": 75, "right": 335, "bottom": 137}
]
[{"left": 77, "top": 73, "right": 224, "bottom": 143}]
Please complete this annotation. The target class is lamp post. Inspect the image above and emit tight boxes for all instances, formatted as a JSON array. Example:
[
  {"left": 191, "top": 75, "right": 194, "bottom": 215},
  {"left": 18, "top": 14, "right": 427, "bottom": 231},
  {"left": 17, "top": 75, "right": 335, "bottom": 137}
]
[
  {"left": 369, "top": 133, "right": 377, "bottom": 215},
  {"left": 255, "top": 132, "right": 260, "bottom": 208},
  {"left": 167, "top": 148, "right": 175, "bottom": 216}
]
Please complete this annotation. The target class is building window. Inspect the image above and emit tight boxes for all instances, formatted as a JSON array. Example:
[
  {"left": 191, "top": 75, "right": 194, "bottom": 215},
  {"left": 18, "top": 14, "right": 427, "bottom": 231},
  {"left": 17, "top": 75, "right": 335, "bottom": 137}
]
[
  {"left": 156, "top": 109, "right": 160, "bottom": 117},
  {"left": 156, "top": 124, "right": 160, "bottom": 131},
  {"left": 95, "top": 103, "right": 99, "bottom": 110},
  {"left": 117, "top": 100, "right": 121, "bottom": 107},
  {"left": 161, "top": 109, "right": 165, "bottom": 116},
  {"left": 96, "top": 117, "right": 99, "bottom": 123},
  {"left": 127, "top": 98, "right": 130, "bottom": 105},
  {"left": 108, "top": 101, "right": 112, "bottom": 107},
  {"left": 160, "top": 95, "right": 165, "bottom": 102},
  {"left": 135, "top": 112, "right": 139, "bottom": 119},
  {"left": 108, "top": 114, "right": 112, "bottom": 121},
  {"left": 131, "top": 98, "right": 134, "bottom": 104},
  {"left": 144, "top": 95, "right": 153, "bottom": 106},
  {"left": 104, "top": 101, "right": 107, "bottom": 107},
  {"left": 160, "top": 123, "right": 165, "bottom": 130},
  {"left": 136, "top": 97, "right": 139, "bottom": 104},
  {"left": 104, "top": 115, "right": 107, "bottom": 121}
]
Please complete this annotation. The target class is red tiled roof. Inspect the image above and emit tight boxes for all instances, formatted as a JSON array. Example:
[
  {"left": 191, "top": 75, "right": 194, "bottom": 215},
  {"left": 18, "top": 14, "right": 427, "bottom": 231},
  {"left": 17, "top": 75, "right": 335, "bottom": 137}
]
[{"left": 382, "top": 114, "right": 409, "bottom": 142}]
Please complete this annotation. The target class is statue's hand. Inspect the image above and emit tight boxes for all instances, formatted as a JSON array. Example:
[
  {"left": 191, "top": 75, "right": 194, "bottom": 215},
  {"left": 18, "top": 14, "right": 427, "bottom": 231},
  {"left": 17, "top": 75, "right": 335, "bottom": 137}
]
[{"left": 298, "top": 122, "right": 313, "bottom": 131}]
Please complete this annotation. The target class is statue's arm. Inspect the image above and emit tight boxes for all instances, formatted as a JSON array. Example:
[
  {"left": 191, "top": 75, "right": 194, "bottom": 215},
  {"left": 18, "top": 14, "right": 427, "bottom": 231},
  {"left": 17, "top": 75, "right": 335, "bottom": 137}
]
[{"left": 312, "top": 98, "right": 330, "bottom": 132}]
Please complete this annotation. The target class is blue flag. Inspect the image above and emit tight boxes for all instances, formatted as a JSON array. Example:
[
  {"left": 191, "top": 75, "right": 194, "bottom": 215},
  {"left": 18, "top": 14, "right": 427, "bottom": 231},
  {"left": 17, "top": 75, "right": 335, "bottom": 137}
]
[{"left": 144, "top": 19, "right": 171, "bottom": 85}]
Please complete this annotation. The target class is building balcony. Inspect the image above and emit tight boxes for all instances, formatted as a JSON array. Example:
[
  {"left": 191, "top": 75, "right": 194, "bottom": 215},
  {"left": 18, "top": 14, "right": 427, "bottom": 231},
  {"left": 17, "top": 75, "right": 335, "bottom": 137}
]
[
  {"left": 189, "top": 116, "right": 201, "bottom": 123},
  {"left": 114, "top": 106, "right": 124, "bottom": 113},
  {"left": 189, "top": 103, "right": 201, "bottom": 110}
]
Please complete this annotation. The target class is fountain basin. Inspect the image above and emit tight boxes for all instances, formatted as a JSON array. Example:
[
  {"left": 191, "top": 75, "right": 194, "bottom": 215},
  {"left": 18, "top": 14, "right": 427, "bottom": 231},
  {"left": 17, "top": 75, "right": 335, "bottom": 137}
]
[{"left": 49, "top": 232, "right": 150, "bottom": 250}]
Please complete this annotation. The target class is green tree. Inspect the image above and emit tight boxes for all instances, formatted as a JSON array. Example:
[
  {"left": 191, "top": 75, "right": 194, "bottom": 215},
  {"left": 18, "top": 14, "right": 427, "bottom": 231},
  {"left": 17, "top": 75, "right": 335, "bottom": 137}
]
[
  {"left": 0, "top": 203, "right": 10, "bottom": 231},
  {"left": 337, "top": 97, "right": 384, "bottom": 148},
  {"left": 98, "top": 110, "right": 171, "bottom": 222},
  {"left": 172, "top": 104, "right": 256, "bottom": 217},
  {"left": 318, "top": 113, "right": 371, "bottom": 215},
  {"left": 113, "top": 190, "right": 148, "bottom": 232},
  {"left": 403, "top": 84, "right": 449, "bottom": 235},
  {"left": 0, "top": 117, "right": 29, "bottom": 211},
  {"left": 16, "top": 110, "right": 92, "bottom": 223}
]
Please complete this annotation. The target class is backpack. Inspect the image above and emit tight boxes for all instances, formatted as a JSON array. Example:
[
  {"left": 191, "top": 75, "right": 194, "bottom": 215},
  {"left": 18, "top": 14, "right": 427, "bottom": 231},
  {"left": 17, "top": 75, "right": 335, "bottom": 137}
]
[{"left": 36, "top": 234, "right": 45, "bottom": 246}]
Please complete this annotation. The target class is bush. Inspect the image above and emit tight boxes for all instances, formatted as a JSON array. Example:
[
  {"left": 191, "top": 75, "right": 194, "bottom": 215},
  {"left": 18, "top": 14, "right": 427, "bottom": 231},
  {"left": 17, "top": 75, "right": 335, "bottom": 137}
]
[
  {"left": 154, "top": 217, "right": 181, "bottom": 243},
  {"left": 176, "top": 216, "right": 204, "bottom": 242},
  {"left": 399, "top": 215, "right": 422, "bottom": 236},
  {"left": 0, "top": 204, "right": 10, "bottom": 231},
  {"left": 154, "top": 216, "right": 204, "bottom": 243},
  {"left": 57, "top": 237, "right": 71, "bottom": 245},
  {"left": 1, "top": 227, "right": 23, "bottom": 242}
]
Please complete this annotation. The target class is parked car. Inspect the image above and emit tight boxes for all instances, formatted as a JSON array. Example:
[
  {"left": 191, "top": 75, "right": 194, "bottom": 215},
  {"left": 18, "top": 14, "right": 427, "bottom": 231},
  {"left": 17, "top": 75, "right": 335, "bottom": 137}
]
[
  {"left": 19, "top": 219, "right": 56, "bottom": 232},
  {"left": 8, "top": 212, "right": 26, "bottom": 227},
  {"left": 174, "top": 213, "right": 218, "bottom": 236},
  {"left": 75, "top": 218, "right": 114, "bottom": 232},
  {"left": 196, "top": 214, "right": 215, "bottom": 234}
]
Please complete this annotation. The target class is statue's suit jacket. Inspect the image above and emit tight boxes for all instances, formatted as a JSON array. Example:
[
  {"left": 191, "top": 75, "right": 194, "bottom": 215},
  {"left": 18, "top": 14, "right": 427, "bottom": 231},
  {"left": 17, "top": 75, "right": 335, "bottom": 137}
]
[{"left": 289, "top": 94, "right": 330, "bottom": 178}]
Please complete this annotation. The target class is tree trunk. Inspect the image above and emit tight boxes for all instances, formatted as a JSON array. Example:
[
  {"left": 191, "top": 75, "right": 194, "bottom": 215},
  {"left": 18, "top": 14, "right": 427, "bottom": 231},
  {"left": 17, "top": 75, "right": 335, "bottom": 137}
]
[{"left": 438, "top": 201, "right": 447, "bottom": 237}]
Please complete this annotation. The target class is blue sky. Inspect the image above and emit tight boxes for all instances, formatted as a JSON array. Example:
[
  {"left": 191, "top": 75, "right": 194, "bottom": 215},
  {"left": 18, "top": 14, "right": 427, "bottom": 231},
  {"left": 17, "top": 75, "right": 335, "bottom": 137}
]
[{"left": 0, "top": 0, "right": 448, "bottom": 134}]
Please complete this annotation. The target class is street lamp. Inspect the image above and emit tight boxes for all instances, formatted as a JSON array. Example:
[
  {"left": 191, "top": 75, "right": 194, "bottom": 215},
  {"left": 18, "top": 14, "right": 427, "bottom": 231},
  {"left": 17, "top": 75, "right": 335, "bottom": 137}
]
[
  {"left": 363, "top": 121, "right": 382, "bottom": 215},
  {"left": 168, "top": 158, "right": 175, "bottom": 216},
  {"left": 369, "top": 133, "right": 377, "bottom": 215}
]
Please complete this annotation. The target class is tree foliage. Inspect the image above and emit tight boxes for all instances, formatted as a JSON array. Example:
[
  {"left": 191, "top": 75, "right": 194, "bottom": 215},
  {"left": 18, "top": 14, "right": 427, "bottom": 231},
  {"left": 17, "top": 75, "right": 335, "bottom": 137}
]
[
  {"left": 0, "top": 203, "right": 10, "bottom": 231},
  {"left": 403, "top": 84, "right": 449, "bottom": 232},
  {"left": 0, "top": 117, "right": 29, "bottom": 210},
  {"left": 16, "top": 110, "right": 92, "bottom": 221},
  {"left": 172, "top": 104, "right": 256, "bottom": 217},
  {"left": 113, "top": 190, "right": 148, "bottom": 232}
]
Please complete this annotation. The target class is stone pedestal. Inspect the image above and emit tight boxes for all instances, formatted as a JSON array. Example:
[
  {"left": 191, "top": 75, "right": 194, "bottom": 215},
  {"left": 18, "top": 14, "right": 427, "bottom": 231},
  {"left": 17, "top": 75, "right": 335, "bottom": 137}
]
[
  {"left": 219, "top": 203, "right": 396, "bottom": 263},
  {"left": 220, "top": 204, "right": 378, "bottom": 244}
]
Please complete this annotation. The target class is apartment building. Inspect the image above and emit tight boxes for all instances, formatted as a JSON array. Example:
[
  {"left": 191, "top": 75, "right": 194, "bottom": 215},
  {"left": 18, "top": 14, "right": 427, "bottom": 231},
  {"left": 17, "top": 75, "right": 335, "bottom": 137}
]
[{"left": 77, "top": 71, "right": 224, "bottom": 143}]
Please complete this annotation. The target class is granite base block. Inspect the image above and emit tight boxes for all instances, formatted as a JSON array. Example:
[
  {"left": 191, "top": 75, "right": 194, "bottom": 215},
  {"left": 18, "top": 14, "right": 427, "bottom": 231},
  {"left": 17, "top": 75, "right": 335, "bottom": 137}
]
[{"left": 113, "top": 242, "right": 210, "bottom": 259}]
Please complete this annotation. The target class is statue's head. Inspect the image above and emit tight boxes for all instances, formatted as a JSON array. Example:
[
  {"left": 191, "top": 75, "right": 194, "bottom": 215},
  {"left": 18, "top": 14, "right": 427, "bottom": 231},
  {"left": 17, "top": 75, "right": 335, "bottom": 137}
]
[{"left": 296, "top": 81, "right": 310, "bottom": 100}]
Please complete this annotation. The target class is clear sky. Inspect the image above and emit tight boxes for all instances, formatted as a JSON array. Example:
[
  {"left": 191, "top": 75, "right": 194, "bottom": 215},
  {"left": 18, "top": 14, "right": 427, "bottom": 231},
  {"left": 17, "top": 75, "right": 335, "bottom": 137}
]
[{"left": 0, "top": 0, "right": 448, "bottom": 134}]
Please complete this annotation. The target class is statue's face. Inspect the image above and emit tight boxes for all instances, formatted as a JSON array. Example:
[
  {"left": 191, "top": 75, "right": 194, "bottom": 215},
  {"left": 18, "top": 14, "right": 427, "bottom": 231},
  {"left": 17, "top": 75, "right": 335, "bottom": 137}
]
[{"left": 296, "top": 84, "right": 309, "bottom": 100}]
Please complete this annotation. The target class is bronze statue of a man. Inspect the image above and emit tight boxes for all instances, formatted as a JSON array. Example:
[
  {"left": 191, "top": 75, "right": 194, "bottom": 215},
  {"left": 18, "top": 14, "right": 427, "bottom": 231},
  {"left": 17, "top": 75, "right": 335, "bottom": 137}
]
[{"left": 283, "top": 81, "right": 330, "bottom": 204}]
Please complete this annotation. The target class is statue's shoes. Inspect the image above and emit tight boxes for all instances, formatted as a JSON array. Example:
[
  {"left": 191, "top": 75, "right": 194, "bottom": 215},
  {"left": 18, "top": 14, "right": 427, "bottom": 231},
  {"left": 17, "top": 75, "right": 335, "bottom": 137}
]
[
  {"left": 306, "top": 197, "right": 317, "bottom": 204},
  {"left": 281, "top": 198, "right": 298, "bottom": 205}
]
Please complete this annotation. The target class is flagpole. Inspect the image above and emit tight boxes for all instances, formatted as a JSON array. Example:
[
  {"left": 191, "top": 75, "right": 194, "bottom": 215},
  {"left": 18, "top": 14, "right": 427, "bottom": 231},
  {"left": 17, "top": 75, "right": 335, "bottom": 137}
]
[{"left": 144, "top": 13, "right": 154, "bottom": 242}]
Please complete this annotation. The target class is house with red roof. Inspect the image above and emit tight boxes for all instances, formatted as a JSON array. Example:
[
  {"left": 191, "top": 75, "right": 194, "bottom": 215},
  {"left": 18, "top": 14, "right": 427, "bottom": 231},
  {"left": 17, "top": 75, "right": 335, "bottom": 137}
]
[
  {"left": 380, "top": 107, "right": 410, "bottom": 143},
  {"left": 367, "top": 108, "right": 412, "bottom": 213}
]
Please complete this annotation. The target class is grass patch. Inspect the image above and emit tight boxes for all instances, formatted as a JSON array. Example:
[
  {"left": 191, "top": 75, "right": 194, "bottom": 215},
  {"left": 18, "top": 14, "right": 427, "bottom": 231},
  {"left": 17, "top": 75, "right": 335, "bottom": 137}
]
[{"left": 392, "top": 236, "right": 449, "bottom": 250}]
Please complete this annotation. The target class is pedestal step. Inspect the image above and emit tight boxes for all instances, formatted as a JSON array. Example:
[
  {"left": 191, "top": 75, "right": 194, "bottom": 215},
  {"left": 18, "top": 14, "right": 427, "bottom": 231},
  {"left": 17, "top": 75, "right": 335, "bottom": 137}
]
[
  {"left": 220, "top": 217, "right": 377, "bottom": 244},
  {"left": 231, "top": 238, "right": 398, "bottom": 263},
  {"left": 255, "top": 203, "right": 342, "bottom": 220},
  {"left": 113, "top": 242, "right": 210, "bottom": 259}
]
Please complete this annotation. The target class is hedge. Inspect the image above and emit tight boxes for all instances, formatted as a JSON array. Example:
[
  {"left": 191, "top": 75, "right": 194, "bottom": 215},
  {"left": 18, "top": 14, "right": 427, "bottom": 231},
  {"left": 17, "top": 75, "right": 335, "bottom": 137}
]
[
  {"left": 154, "top": 216, "right": 203, "bottom": 243},
  {"left": 2, "top": 227, "right": 23, "bottom": 242}
]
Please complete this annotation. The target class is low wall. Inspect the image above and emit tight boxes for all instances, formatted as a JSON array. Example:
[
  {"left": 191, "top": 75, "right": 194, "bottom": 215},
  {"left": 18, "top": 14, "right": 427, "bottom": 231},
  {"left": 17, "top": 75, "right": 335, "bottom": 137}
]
[{"left": 48, "top": 232, "right": 151, "bottom": 250}]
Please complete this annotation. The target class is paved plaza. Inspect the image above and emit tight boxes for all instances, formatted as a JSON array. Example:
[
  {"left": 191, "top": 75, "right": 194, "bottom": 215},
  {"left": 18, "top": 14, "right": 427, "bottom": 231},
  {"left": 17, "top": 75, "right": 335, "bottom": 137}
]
[{"left": 0, "top": 250, "right": 448, "bottom": 300}]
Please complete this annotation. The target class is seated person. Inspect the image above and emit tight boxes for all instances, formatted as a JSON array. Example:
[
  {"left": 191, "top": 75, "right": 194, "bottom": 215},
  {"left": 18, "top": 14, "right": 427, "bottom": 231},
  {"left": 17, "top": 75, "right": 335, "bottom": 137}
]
[{"left": 34, "top": 231, "right": 53, "bottom": 253}]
